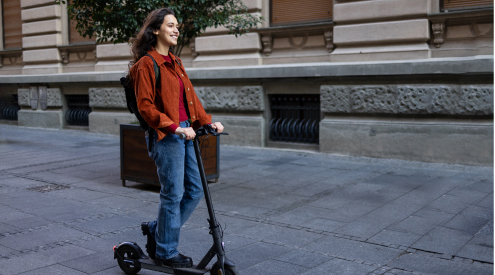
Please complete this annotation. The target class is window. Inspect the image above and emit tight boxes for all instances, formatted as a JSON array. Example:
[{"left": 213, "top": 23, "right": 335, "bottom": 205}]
[
  {"left": 271, "top": 0, "right": 333, "bottom": 26},
  {"left": 68, "top": 0, "right": 95, "bottom": 44},
  {"left": 1, "top": 94, "right": 19, "bottom": 120},
  {"left": 442, "top": 0, "right": 494, "bottom": 11},
  {"left": 2, "top": 0, "right": 22, "bottom": 49},
  {"left": 65, "top": 95, "right": 91, "bottom": 126},
  {"left": 269, "top": 94, "right": 320, "bottom": 144},
  {"left": 69, "top": 19, "right": 96, "bottom": 44}
]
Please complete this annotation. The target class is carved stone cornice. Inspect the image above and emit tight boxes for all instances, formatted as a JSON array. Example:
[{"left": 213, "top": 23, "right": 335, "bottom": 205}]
[
  {"left": 261, "top": 34, "right": 273, "bottom": 56},
  {"left": 60, "top": 50, "right": 69, "bottom": 64},
  {"left": 432, "top": 22, "right": 445, "bottom": 48},
  {"left": 258, "top": 22, "right": 334, "bottom": 54},
  {"left": 324, "top": 30, "right": 334, "bottom": 53},
  {"left": 428, "top": 9, "right": 493, "bottom": 48},
  {"left": 57, "top": 42, "right": 97, "bottom": 65},
  {"left": 0, "top": 49, "right": 23, "bottom": 68}
]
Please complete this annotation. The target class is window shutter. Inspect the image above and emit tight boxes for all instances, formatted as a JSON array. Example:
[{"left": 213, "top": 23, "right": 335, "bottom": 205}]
[
  {"left": 3, "top": 0, "right": 22, "bottom": 49},
  {"left": 271, "top": 0, "right": 333, "bottom": 26},
  {"left": 444, "top": 0, "right": 493, "bottom": 10}
]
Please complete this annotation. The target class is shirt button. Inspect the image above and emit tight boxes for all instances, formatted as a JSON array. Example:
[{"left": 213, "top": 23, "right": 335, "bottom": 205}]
[
  {"left": 187, "top": 88, "right": 190, "bottom": 91},
  {"left": 181, "top": 74, "right": 184, "bottom": 76},
  {"left": 192, "top": 116, "right": 195, "bottom": 119},
  {"left": 190, "top": 102, "right": 193, "bottom": 105}
]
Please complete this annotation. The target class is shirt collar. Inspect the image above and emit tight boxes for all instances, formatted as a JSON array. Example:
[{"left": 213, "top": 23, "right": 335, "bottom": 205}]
[{"left": 147, "top": 48, "right": 178, "bottom": 67}]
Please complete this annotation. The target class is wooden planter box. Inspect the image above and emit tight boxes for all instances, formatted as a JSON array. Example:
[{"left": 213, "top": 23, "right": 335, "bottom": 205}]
[{"left": 120, "top": 124, "right": 220, "bottom": 187}]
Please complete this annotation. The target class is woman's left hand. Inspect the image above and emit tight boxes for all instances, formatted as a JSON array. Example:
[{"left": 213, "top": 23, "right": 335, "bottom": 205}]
[{"left": 210, "top": 122, "right": 224, "bottom": 133}]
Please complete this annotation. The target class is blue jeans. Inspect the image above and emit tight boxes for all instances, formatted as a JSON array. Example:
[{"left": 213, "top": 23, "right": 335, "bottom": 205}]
[{"left": 146, "top": 120, "right": 204, "bottom": 260}]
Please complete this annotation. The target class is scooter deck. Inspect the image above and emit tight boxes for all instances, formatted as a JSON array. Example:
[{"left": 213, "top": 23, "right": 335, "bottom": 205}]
[{"left": 138, "top": 258, "right": 208, "bottom": 275}]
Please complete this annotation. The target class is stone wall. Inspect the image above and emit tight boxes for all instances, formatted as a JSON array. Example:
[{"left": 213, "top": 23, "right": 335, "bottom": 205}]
[
  {"left": 319, "top": 118, "right": 493, "bottom": 166},
  {"left": 195, "top": 86, "right": 265, "bottom": 146},
  {"left": 17, "top": 87, "right": 64, "bottom": 128},
  {"left": 88, "top": 87, "right": 135, "bottom": 135},
  {"left": 319, "top": 84, "right": 493, "bottom": 165},
  {"left": 320, "top": 85, "right": 493, "bottom": 115}
]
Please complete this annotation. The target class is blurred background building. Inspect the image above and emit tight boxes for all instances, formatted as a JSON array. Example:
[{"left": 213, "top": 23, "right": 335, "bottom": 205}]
[{"left": 0, "top": 0, "right": 493, "bottom": 165}]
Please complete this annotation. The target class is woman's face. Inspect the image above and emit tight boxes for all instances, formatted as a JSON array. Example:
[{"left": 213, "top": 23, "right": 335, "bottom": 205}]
[{"left": 154, "top": 14, "right": 179, "bottom": 47}]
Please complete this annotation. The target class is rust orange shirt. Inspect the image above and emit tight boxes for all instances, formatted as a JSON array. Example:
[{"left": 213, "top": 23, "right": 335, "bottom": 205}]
[
  {"left": 160, "top": 54, "right": 188, "bottom": 133},
  {"left": 130, "top": 49, "right": 211, "bottom": 141}
]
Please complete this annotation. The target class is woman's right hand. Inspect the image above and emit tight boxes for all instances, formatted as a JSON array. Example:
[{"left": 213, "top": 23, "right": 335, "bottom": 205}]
[{"left": 175, "top": 127, "right": 196, "bottom": 140}]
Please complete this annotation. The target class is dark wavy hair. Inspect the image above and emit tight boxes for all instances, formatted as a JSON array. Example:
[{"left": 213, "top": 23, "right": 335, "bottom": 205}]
[{"left": 129, "top": 8, "right": 176, "bottom": 69}]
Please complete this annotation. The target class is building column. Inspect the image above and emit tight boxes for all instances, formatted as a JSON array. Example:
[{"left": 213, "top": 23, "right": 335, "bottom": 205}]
[
  {"left": 331, "top": 0, "right": 431, "bottom": 62},
  {"left": 94, "top": 43, "right": 131, "bottom": 72},
  {"left": 21, "top": 0, "right": 64, "bottom": 74},
  {"left": 192, "top": 0, "right": 263, "bottom": 68}
]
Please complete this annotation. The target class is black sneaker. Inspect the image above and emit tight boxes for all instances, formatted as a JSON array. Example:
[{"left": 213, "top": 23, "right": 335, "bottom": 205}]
[
  {"left": 155, "top": 254, "right": 193, "bottom": 268},
  {"left": 141, "top": 222, "right": 156, "bottom": 260}
]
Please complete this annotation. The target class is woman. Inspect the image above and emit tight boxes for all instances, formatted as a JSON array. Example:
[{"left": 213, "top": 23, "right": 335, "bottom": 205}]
[{"left": 129, "top": 8, "right": 224, "bottom": 268}]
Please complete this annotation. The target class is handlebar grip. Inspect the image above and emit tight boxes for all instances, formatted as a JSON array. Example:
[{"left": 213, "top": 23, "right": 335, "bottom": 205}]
[{"left": 179, "top": 133, "right": 187, "bottom": 139}]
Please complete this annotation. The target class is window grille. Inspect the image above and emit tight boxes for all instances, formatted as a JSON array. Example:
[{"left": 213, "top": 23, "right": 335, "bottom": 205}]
[
  {"left": 269, "top": 94, "right": 320, "bottom": 144},
  {"left": 1, "top": 95, "right": 20, "bottom": 120},
  {"left": 65, "top": 95, "right": 91, "bottom": 126}
]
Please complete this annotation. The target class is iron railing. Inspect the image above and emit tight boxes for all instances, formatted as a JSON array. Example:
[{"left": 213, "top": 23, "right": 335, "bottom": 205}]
[
  {"left": 1, "top": 95, "right": 20, "bottom": 120},
  {"left": 269, "top": 94, "right": 320, "bottom": 144},
  {"left": 65, "top": 95, "right": 91, "bottom": 126}
]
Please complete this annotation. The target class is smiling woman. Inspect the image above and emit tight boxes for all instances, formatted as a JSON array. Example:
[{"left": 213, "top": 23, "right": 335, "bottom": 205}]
[
  {"left": 152, "top": 15, "right": 180, "bottom": 55},
  {"left": 127, "top": 7, "right": 225, "bottom": 270}
]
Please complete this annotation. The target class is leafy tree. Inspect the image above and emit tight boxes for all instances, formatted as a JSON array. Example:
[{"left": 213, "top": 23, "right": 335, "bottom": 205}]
[{"left": 57, "top": 0, "right": 263, "bottom": 56}]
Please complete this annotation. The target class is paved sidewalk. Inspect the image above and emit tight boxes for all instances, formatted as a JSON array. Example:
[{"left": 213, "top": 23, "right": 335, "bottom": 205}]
[{"left": 0, "top": 124, "right": 492, "bottom": 275}]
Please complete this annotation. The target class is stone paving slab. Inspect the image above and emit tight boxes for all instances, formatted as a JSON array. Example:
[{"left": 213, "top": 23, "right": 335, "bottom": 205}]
[
  {"left": 0, "top": 124, "right": 493, "bottom": 275},
  {"left": 388, "top": 253, "right": 492, "bottom": 275}
]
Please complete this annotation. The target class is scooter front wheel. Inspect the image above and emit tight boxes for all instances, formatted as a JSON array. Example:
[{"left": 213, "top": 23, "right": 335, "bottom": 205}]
[
  {"left": 210, "top": 263, "right": 239, "bottom": 275},
  {"left": 117, "top": 245, "right": 142, "bottom": 275}
]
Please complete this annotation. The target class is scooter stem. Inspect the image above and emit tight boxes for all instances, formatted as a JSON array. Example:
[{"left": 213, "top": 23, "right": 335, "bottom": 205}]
[
  {"left": 192, "top": 137, "right": 219, "bottom": 227},
  {"left": 193, "top": 137, "right": 227, "bottom": 273}
]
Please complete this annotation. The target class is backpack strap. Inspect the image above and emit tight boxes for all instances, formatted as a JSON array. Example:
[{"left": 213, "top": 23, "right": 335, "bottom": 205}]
[
  {"left": 144, "top": 54, "right": 160, "bottom": 90},
  {"left": 143, "top": 53, "right": 160, "bottom": 153},
  {"left": 175, "top": 58, "right": 182, "bottom": 69}
]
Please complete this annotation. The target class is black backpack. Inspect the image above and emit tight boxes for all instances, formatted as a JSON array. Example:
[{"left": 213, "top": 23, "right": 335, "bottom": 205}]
[{"left": 120, "top": 54, "right": 159, "bottom": 152}]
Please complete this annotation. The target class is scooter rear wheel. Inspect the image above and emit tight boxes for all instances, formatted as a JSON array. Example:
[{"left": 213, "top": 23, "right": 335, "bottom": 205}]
[
  {"left": 210, "top": 263, "right": 239, "bottom": 275},
  {"left": 117, "top": 246, "right": 142, "bottom": 275}
]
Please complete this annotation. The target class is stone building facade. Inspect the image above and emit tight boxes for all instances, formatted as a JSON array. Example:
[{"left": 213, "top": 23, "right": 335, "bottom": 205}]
[{"left": 0, "top": 0, "right": 493, "bottom": 165}]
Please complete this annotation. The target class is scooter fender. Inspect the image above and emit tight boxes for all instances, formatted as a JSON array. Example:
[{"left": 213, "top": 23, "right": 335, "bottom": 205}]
[
  {"left": 224, "top": 257, "right": 235, "bottom": 268},
  {"left": 113, "top": 242, "right": 147, "bottom": 260}
]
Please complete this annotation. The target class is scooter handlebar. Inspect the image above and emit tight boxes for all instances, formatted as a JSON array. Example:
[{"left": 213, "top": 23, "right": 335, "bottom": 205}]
[{"left": 178, "top": 124, "right": 228, "bottom": 139}]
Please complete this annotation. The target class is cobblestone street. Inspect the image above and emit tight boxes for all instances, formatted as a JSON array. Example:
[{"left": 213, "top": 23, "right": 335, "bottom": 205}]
[{"left": 0, "top": 124, "right": 492, "bottom": 275}]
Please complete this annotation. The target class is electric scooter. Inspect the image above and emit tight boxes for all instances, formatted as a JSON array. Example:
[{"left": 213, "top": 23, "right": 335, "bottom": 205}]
[{"left": 114, "top": 125, "right": 238, "bottom": 275}]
